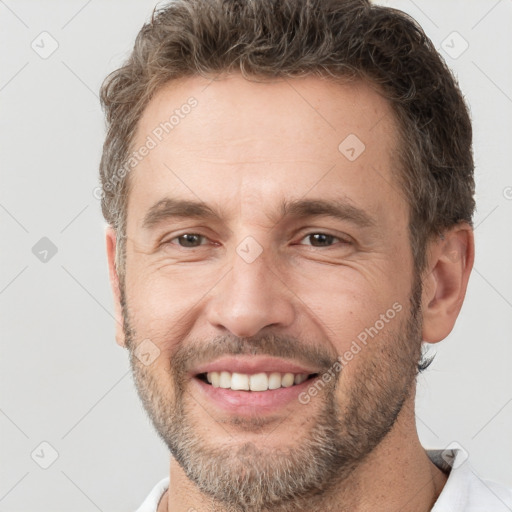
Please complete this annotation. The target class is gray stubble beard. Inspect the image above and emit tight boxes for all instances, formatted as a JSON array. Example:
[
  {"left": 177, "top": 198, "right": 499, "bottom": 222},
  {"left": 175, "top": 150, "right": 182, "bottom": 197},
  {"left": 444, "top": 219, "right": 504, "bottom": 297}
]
[{"left": 124, "top": 278, "right": 423, "bottom": 512}]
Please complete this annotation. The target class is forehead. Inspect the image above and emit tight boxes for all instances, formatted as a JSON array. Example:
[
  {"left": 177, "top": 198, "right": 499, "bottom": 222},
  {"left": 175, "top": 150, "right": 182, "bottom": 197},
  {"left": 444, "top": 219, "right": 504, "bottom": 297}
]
[
  {"left": 135, "top": 74, "right": 398, "bottom": 153},
  {"left": 127, "top": 74, "right": 406, "bottom": 230}
]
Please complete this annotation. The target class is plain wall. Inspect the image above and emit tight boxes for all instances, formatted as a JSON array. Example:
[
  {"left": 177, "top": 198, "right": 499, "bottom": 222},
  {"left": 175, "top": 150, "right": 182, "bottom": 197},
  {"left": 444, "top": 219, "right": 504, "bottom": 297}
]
[{"left": 1, "top": 0, "right": 511, "bottom": 510}]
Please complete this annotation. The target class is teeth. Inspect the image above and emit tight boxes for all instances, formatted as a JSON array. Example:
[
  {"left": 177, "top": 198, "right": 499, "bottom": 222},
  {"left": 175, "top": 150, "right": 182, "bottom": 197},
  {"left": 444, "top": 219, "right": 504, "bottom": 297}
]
[
  {"left": 207, "top": 371, "right": 310, "bottom": 391},
  {"left": 268, "top": 372, "right": 282, "bottom": 390},
  {"left": 250, "top": 373, "right": 268, "bottom": 391},
  {"left": 231, "top": 372, "right": 249, "bottom": 390},
  {"left": 219, "top": 371, "right": 231, "bottom": 389},
  {"left": 294, "top": 374, "right": 308, "bottom": 385},
  {"left": 281, "top": 373, "right": 295, "bottom": 387},
  {"left": 210, "top": 371, "right": 220, "bottom": 387}
]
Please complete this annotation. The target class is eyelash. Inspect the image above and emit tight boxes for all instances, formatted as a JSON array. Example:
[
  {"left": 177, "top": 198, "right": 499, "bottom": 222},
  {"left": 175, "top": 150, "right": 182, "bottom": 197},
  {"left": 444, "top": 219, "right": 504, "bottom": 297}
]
[{"left": 163, "top": 232, "right": 351, "bottom": 249}]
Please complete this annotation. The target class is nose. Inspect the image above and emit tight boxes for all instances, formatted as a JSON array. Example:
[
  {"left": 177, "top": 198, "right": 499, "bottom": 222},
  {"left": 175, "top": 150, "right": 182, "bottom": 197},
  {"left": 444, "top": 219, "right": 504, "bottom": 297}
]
[{"left": 205, "top": 246, "right": 296, "bottom": 338}]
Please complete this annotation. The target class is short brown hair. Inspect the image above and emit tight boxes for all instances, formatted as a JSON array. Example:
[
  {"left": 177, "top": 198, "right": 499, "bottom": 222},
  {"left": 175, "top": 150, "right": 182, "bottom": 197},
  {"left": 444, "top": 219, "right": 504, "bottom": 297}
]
[{"left": 99, "top": 0, "right": 475, "bottom": 277}]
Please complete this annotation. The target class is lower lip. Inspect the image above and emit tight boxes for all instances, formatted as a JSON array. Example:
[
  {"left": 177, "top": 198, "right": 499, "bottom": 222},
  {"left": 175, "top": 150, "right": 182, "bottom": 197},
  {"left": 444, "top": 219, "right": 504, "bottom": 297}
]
[{"left": 192, "top": 376, "right": 318, "bottom": 416}]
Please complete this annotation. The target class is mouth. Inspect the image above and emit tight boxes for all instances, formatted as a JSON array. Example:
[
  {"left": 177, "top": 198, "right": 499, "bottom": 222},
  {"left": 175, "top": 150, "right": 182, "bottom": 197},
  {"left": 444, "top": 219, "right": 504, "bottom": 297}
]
[
  {"left": 189, "top": 356, "right": 324, "bottom": 416},
  {"left": 195, "top": 371, "right": 319, "bottom": 391},
  {"left": 193, "top": 371, "right": 321, "bottom": 416}
]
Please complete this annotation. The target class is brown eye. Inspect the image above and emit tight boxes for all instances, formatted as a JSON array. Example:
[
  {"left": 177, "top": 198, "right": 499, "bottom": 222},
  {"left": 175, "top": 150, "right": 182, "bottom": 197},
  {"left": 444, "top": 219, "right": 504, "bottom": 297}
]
[
  {"left": 301, "top": 233, "right": 343, "bottom": 247},
  {"left": 172, "top": 234, "right": 206, "bottom": 247}
]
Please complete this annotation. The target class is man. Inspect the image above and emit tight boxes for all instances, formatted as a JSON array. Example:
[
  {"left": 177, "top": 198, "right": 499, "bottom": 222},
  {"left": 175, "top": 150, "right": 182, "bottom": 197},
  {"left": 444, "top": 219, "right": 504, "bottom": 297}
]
[{"left": 98, "top": 0, "right": 512, "bottom": 511}]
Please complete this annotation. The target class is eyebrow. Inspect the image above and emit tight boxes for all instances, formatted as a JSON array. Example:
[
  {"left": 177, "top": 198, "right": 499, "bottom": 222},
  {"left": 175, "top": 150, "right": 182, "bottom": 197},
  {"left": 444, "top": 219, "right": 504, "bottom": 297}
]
[
  {"left": 142, "top": 198, "right": 223, "bottom": 229},
  {"left": 280, "top": 198, "right": 376, "bottom": 229},
  {"left": 142, "top": 197, "right": 377, "bottom": 230}
]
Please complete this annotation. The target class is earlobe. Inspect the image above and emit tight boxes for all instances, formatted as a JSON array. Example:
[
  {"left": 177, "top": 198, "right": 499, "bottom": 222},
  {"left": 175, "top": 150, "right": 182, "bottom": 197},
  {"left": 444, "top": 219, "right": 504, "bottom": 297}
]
[
  {"left": 421, "top": 224, "right": 475, "bottom": 343},
  {"left": 105, "top": 226, "right": 127, "bottom": 348}
]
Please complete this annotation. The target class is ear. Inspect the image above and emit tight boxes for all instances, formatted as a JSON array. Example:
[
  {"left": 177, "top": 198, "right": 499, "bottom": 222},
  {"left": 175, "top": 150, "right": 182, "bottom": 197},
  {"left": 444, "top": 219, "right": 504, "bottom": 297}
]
[
  {"left": 105, "top": 226, "right": 127, "bottom": 348},
  {"left": 421, "top": 223, "right": 475, "bottom": 343}
]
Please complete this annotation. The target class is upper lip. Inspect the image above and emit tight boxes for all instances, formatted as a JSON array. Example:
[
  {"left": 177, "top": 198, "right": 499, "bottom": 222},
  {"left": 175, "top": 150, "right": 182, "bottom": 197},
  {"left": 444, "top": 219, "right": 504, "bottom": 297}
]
[{"left": 190, "top": 356, "right": 320, "bottom": 377}]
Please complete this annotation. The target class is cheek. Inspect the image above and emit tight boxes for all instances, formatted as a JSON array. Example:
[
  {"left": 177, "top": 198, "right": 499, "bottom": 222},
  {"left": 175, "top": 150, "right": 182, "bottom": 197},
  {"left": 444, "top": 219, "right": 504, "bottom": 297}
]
[
  {"left": 124, "top": 266, "right": 219, "bottom": 351},
  {"left": 289, "top": 263, "right": 408, "bottom": 348}
]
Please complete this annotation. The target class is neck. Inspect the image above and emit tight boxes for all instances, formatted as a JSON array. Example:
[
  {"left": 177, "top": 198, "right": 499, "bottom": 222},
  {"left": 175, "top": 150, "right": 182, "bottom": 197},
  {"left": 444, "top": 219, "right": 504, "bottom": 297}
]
[{"left": 159, "top": 398, "right": 448, "bottom": 512}]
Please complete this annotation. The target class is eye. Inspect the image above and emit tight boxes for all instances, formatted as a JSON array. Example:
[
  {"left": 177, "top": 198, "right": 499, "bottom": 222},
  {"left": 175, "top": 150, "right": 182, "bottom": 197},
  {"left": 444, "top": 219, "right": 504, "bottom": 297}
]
[
  {"left": 163, "top": 232, "right": 349, "bottom": 249},
  {"left": 299, "top": 233, "right": 349, "bottom": 247},
  {"left": 166, "top": 233, "right": 208, "bottom": 248}
]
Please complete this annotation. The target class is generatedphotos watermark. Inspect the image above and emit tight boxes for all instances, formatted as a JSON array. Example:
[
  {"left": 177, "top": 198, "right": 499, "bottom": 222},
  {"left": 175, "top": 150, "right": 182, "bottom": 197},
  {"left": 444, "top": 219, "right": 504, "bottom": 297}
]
[
  {"left": 93, "top": 96, "right": 198, "bottom": 201},
  {"left": 298, "top": 301, "right": 403, "bottom": 405}
]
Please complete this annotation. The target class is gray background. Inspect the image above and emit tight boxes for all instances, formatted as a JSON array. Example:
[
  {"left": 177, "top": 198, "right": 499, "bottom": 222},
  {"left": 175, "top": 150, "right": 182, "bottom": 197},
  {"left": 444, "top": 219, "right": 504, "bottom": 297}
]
[{"left": 1, "top": 0, "right": 511, "bottom": 510}]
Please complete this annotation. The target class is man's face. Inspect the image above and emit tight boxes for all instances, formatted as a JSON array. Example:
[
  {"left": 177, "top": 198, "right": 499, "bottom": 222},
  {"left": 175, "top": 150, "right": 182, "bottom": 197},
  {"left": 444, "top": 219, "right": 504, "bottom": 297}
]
[{"left": 118, "top": 75, "right": 423, "bottom": 509}]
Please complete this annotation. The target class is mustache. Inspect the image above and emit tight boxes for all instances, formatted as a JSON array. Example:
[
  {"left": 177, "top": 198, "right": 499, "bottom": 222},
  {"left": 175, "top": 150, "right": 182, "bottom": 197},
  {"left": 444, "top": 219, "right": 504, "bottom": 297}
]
[{"left": 171, "top": 332, "right": 339, "bottom": 376}]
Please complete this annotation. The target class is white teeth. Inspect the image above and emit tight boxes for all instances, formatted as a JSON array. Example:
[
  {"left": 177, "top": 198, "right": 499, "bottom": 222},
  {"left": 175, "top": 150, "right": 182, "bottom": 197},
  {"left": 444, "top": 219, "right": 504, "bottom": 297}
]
[
  {"left": 219, "top": 371, "right": 231, "bottom": 389},
  {"left": 210, "top": 371, "right": 220, "bottom": 387},
  {"left": 205, "top": 371, "right": 311, "bottom": 391},
  {"left": 231, "top": 372, "right": 250, "bottom": 390},
  {"left": 281, "top": 373, "right": 295, "bottom": 387},
  {"left": 250, "top": 373, "right": 268, "bottom": 391},
  {"left": 268, "top": 372, "right": 282, "bottom": 390}
]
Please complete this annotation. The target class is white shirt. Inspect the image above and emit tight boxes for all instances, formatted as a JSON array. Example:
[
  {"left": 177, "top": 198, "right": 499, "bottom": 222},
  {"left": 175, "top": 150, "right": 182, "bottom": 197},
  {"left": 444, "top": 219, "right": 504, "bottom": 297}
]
[{"left": 135, "top": 449, "right": 512, "bottom": 512}]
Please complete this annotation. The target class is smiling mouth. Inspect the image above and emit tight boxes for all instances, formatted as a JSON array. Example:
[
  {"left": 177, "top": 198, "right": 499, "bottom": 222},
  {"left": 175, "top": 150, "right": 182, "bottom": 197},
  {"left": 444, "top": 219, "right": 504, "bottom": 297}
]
[{"left": 196, "top": 371, "right": 319, "bottom": 391}]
